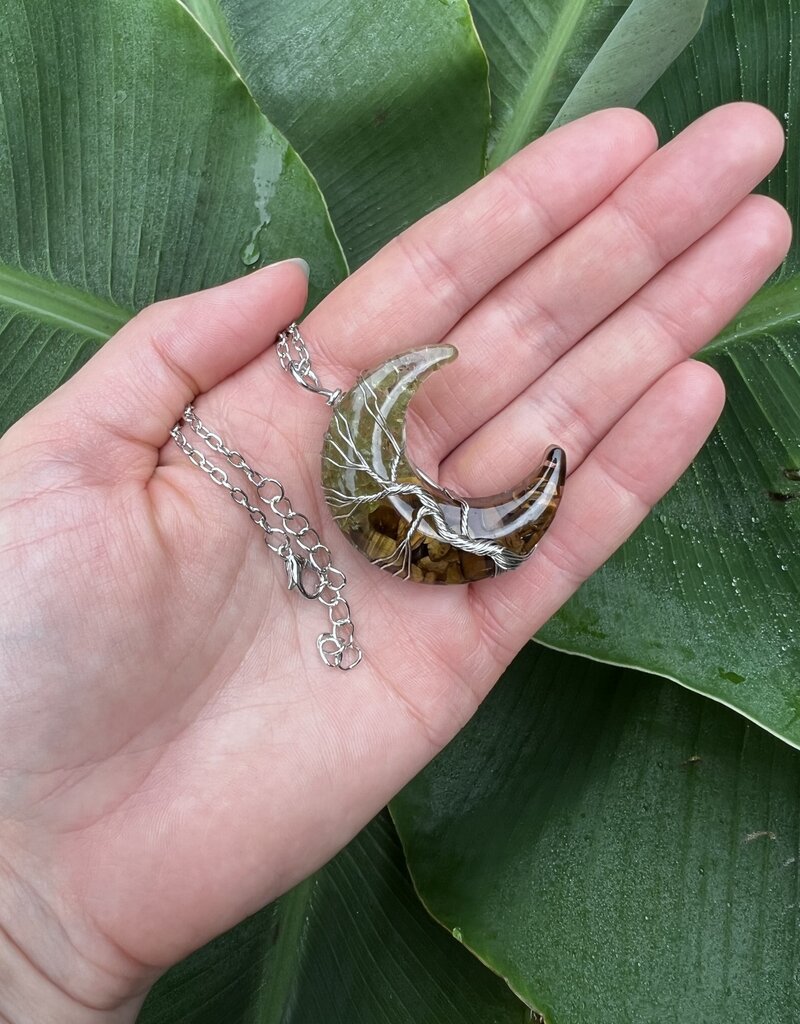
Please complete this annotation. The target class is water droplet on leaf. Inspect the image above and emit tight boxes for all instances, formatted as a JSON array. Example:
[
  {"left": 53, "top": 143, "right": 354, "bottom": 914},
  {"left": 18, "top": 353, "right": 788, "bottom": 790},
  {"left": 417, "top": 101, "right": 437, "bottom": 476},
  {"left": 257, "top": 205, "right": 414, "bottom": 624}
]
[{"left": 240, "top": 239, "right": 260, "bottom": 266}]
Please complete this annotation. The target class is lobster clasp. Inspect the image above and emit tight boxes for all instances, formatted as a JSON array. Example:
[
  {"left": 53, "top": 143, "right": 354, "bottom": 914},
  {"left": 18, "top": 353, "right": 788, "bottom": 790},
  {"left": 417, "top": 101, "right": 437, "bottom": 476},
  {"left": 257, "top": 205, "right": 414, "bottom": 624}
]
[
  {"left": 284, "top": 550, "right": 319, "bottom": 599},
  {"left": 284, "top": 549, "right": 302, "bottom": 592}
]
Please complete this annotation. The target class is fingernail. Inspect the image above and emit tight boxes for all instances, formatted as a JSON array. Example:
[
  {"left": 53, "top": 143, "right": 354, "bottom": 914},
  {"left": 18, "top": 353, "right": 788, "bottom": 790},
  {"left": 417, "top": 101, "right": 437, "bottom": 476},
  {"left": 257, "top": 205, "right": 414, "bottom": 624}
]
[{"left": 275, "top": 256, "right": 310, "bottom": 278}]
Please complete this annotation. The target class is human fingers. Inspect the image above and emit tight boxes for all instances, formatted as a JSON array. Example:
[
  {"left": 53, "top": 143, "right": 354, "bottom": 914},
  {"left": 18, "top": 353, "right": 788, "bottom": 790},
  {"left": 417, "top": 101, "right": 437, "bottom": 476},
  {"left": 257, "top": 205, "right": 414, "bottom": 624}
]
[
  {"left": 468, "top": 360, "right": 726, "bottom": 673},
  {"left": 301, "top": 108, "right": 657, "bottom": 374},
  {"left": 441, "top": 192, "right": 791, "bottom": 493},
  {"left": 412, "top": 103, "right": 785, "bottom": 460},
  {"left": 6, "top": 260, "right": 309, "bottom": 474}
]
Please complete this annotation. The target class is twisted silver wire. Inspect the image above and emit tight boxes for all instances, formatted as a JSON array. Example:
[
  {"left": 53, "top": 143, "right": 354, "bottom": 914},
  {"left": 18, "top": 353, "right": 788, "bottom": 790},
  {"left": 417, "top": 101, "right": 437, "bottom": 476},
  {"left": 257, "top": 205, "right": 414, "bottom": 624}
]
[{"left": 322, "top": 387, "right": 525, "bottom": 576}]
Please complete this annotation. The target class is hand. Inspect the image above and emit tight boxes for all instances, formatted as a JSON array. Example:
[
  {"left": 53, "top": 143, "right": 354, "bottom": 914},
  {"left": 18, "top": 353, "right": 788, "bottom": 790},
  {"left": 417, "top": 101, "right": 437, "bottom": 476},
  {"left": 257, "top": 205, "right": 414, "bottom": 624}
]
[{"left": 0, "top": 103, "right": 789, "bottom": 1021}]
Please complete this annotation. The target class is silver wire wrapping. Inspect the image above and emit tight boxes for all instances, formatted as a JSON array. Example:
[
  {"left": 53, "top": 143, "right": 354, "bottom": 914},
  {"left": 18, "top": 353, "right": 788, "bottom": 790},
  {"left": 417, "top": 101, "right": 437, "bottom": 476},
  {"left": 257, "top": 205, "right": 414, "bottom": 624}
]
[{"left": 170, "top": 405, "right": 362, "bottom": 671}]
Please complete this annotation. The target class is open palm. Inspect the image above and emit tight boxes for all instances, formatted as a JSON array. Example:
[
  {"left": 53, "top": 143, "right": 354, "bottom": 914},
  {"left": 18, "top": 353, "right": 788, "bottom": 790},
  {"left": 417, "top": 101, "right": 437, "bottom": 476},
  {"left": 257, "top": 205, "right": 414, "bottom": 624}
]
[{"left": 0, "top": 104, "right": 790, "bottom": 1020}]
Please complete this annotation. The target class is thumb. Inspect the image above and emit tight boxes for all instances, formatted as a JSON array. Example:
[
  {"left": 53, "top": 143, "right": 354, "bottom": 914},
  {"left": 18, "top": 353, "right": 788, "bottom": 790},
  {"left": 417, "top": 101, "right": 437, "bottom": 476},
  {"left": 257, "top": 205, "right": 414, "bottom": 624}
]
[{"left": 20, "top": 258, "right": 309, "bottom": 457}]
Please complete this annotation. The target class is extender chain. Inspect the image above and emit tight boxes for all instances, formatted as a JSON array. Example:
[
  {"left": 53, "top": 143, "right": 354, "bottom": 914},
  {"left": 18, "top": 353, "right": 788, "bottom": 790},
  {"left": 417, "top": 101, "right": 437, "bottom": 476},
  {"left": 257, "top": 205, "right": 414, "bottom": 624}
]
[{"left": 170, "top": 329, "right": 361, "bottom": 670}]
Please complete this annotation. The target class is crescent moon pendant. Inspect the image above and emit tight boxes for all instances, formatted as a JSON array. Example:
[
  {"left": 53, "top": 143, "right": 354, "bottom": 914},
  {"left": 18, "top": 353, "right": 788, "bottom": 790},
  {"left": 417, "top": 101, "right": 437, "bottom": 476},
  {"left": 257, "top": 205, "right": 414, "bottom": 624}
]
[{"left": 321, "top": 345, "right": 566, "bottom": 585}]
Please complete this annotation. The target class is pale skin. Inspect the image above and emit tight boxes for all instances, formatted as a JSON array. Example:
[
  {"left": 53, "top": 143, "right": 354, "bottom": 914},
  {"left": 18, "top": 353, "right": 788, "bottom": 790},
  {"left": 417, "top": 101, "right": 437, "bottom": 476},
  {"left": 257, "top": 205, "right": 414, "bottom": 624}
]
[{"left": 0, "top": 103, "right": 791, "bottom": 1021}]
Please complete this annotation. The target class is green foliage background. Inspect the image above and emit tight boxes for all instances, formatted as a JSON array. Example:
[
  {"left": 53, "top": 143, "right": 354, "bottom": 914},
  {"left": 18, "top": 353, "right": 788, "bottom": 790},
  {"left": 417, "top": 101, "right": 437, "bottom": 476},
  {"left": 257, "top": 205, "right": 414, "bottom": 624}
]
[{"left": 0, "top": 0, "right": 797, "bottom": 1020}]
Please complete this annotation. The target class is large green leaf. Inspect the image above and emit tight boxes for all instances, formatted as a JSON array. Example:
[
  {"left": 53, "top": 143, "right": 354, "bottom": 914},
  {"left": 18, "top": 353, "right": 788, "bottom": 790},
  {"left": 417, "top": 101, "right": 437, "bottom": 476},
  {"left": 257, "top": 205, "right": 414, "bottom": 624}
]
[
  {"left": 0, "top": 0, "right": 346, "bottom": 431},
  {"left": 471, "top": 0, "right": 707, "bottom": 167},
  {"left": 393, "top": 644, "right": 800, "bottom": 1024},
  {"left": 540, "top": 0, "right": 800, "bottom": 747},
  {"left": 182, "top": 0, "right": 490, "bottom": 267},
  {"left": 550, "top": 0, "right": 709, "bottom": 130},
  {"left": 138, "top": 813, "right": 528, "bottom": 1023}
]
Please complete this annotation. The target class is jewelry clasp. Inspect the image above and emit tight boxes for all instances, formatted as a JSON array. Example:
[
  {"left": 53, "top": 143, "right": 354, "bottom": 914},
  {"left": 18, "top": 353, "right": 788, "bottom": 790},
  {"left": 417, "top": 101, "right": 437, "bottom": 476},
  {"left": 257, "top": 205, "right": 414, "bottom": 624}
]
[{"left": 284, "top": 550, "right": 322, "bottom": 599}]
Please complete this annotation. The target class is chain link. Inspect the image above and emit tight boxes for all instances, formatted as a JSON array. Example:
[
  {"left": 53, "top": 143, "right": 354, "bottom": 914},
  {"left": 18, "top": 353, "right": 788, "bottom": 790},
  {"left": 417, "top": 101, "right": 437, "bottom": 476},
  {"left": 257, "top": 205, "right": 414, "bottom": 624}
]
[
  {"left": 276, "top": 322, "right": 343, "bottom": 406},
  {"left": 170, "top": 377, "right": 362, "bottom": 670}
]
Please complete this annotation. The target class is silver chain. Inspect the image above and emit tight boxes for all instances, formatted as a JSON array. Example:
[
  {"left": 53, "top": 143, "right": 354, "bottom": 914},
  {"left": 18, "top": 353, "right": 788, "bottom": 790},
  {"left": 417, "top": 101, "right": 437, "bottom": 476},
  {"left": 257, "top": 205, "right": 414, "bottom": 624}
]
[
  {"left": 276, "top": 322, "right": 344, "bottom": 406},
  {"left": 170, "top": 326, "right": 361, "bottom": 671}
]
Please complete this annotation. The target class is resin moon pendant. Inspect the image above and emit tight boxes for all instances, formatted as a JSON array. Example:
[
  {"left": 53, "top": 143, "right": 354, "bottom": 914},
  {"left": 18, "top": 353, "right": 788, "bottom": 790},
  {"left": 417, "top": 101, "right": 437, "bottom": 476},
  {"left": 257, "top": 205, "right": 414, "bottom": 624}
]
[{"left": 321, "top": 345, "right": 566, "bottom": 584}]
